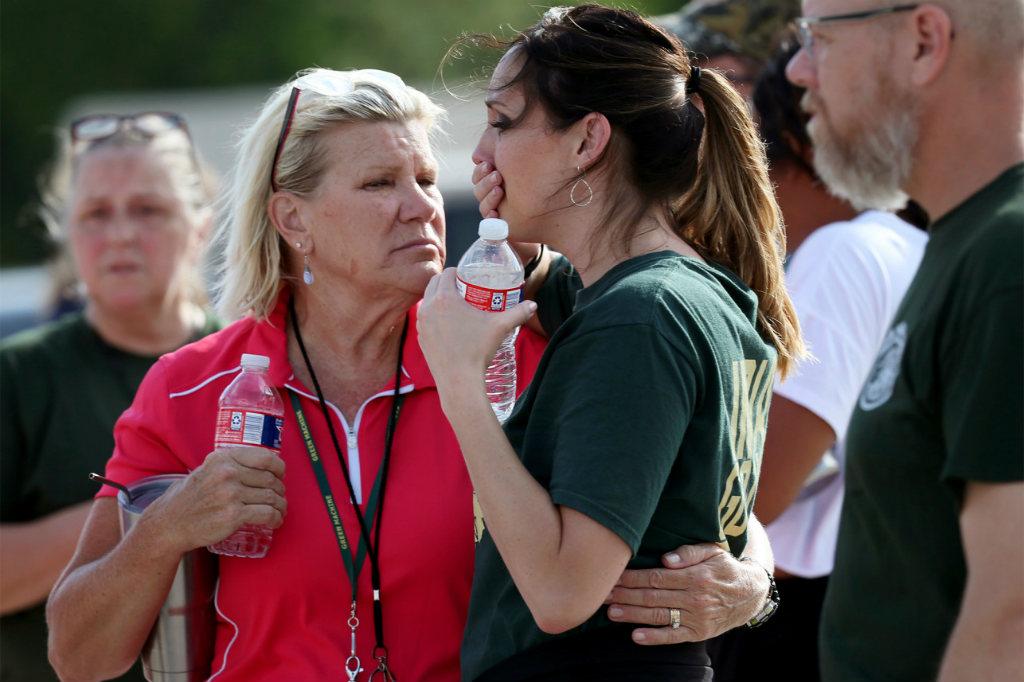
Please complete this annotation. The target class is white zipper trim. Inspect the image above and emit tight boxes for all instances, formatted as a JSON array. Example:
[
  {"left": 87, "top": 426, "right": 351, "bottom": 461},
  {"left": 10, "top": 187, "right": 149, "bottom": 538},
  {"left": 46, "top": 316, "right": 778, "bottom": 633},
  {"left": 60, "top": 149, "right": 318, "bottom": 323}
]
[
  {"left": 285, "top": 382, "right": 414, "bottom": 504},
  {"left": 169, "top": 366, "right": 241, "bottom": 399},
  {"left": 206, "top": 578, "right": 238, "bottom": 681},
  {"left": 170, "top": 364, "right": 409, "bottom": 400}
]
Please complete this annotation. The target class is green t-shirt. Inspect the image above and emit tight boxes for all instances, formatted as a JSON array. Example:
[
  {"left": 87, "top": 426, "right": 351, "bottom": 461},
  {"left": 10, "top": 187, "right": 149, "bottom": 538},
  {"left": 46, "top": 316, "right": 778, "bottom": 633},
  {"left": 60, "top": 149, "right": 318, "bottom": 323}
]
[
  {"left": 0, "top": 311, "right": 220, "bottom": 682},
  {"left": 462, "top": 251, "right": 777, "bottom": 680},
  {"left": 821, "top": 164, "right": 1024, "bottom": 682}
]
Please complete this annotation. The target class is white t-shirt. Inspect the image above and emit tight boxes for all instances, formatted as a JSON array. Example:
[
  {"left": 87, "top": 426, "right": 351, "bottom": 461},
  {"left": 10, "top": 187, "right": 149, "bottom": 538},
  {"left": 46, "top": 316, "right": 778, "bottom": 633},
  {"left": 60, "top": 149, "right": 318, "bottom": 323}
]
[{"left": 767, "top": 210, "right": 927, "bottom": 578}]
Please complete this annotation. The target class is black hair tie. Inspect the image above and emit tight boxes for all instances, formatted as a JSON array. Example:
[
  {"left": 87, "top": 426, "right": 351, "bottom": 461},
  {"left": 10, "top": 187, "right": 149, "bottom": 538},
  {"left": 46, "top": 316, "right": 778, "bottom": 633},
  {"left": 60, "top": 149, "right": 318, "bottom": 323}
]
[{"left": 689, "top": 66, "right": 702, "bottom": 95}]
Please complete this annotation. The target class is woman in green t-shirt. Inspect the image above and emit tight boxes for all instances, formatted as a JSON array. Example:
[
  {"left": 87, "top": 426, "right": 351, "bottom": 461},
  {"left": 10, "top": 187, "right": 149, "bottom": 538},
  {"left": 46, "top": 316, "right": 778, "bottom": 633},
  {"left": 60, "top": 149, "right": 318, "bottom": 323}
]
[
  {"left": 419, "top": 5, "right": 803, "bottom": 680},
  {"left": 0, "top": 113, "right": 218, "bottom": 681}
]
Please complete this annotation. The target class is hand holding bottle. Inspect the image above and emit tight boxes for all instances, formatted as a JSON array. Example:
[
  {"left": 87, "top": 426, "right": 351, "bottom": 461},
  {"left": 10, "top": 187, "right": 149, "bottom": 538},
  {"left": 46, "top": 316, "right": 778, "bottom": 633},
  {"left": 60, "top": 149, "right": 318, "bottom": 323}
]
[
  {"left": 140, "top": 446, "right": 287, "bottom": 557},
  {"left": 418, "top": 268, "right": 537, "bottom": 419},
  {"left": 208, "top": 353, "right": 285, "bottom": 558}
]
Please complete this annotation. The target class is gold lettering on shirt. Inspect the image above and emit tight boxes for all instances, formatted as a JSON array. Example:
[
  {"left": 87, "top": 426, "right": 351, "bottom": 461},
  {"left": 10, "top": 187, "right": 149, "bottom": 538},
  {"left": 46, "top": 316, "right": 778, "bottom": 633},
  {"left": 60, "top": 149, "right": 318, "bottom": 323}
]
[
  {"left": 473, "top": 490, "right": 485, "bottom": 543},
  {"left": 719, "top": 359, "right": 773, "bottom": 539}
]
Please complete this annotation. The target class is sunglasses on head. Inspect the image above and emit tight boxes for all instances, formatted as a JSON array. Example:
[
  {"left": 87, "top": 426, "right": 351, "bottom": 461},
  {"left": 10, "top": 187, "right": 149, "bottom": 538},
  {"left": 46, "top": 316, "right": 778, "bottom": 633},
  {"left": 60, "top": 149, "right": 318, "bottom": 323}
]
[
  {"left": 269, "top": 69, "right": 406, "bottom": 192},
  {"left": 71, "top": 112, "right": 192, "bottom": 145},
  {"left": 69, "top": 112, "right": 204, "bottom": 188}
]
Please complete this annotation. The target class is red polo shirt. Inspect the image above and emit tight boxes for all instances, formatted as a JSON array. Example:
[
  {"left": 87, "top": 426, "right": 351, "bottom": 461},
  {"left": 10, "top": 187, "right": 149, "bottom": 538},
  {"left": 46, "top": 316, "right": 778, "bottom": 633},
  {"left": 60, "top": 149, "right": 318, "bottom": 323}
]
[{"left": 98, "top": 291, "right": 546, "bottom": 681}]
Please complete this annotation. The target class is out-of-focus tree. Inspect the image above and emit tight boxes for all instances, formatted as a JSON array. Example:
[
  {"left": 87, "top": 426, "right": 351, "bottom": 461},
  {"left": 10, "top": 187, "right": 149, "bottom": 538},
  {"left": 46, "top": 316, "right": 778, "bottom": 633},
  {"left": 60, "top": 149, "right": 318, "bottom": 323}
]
[{"left": 0, "top": 0, "right": 680, "bottom": 265}]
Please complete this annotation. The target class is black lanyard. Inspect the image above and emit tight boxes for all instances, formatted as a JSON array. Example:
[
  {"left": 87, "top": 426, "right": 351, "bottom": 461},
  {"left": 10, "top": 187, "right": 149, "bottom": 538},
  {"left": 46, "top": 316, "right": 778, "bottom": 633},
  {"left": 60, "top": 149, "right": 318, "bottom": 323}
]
[{"left": 289, "top": 298, "right": 406, "bottom": 681}]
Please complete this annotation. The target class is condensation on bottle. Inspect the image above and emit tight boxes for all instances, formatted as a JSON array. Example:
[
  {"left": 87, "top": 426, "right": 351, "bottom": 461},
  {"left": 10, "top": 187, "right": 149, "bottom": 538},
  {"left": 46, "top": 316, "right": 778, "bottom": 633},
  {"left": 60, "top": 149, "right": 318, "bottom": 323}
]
[
  {"left": 456, "top": 218, "right": 525, "bottom": 423},
  {"left": 209, "top": 353, "right": 283, "bottom": 558}
]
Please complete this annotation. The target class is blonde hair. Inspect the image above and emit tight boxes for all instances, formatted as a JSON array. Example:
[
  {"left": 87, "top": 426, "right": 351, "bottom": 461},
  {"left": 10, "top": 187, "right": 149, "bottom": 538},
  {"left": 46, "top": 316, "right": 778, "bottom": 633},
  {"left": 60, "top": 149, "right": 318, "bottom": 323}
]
[
  {"left": 38, "top": 125, "right": 217, "bottom": 310},
  {"left": 214, "top": 68, "right": 444, "bottom": 321}
]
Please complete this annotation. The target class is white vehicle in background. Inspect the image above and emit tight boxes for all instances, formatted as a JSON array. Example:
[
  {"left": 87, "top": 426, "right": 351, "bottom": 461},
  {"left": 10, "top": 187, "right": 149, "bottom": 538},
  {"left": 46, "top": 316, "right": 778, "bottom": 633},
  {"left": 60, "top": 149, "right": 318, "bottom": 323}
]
[{"left": 0, "top": 266, "right": 50, "bottom": 339}]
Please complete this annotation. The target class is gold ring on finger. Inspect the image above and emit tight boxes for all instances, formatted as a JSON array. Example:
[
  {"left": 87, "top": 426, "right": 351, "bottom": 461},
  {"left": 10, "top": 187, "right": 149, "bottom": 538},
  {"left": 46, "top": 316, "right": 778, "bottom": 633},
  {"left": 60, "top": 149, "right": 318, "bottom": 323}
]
[{"left": 669, "top": 608, "right": 681, "bottom": 630}]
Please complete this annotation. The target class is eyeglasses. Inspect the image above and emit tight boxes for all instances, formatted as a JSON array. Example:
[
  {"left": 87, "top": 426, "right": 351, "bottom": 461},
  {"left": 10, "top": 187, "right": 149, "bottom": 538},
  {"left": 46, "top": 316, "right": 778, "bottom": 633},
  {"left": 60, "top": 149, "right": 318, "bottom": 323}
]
[
  {"left": 269, "top": 69, "right": 406, "bottom": 192},
  {"left": 795, "top": 4, "right": 919, "bottom": 59},
  {"left": 70, "top": 112, "right": 203, "bottom": 188},
  {"left": 71, "top": 112, "right": 192, "bottom": 146}
]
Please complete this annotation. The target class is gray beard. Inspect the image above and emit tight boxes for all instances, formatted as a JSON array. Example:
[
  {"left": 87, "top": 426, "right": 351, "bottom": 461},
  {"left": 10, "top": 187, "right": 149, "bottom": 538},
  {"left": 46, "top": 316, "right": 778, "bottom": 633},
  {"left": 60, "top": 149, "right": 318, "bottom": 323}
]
[{"left": 810, "top": 100, "right": 917, "bottom": 212}]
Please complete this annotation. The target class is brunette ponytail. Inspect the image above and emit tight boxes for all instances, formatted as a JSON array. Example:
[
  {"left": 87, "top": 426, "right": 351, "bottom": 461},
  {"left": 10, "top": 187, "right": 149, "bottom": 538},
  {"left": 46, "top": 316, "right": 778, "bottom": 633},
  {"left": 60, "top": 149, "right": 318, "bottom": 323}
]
[{"left": 675, "top": 67, "right": 803, "bottom": 376}]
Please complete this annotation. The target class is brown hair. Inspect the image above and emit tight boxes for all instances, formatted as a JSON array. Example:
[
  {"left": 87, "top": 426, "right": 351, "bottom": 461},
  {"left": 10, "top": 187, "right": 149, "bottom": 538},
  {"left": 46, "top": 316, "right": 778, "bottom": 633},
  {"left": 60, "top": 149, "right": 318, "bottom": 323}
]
[
  {"left": 457, "top": 5, "right": 803, "bottom": 375},
  {"left": 753, "top": 39, "right": 817, "bottom": 178}
]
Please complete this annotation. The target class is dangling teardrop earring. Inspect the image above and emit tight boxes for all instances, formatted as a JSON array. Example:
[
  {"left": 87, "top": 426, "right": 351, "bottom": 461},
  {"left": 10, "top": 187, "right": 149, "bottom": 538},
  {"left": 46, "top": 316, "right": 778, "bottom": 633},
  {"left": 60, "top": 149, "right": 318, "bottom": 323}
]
[
  {"left": 570, "top": 165, "right": 593, "bottom": 207},
  {"left": 303, "top": 255, "right": 314, "bottom": 286},
  {"left": 296, "top": 241, "right": 314, "bottom": 286}
]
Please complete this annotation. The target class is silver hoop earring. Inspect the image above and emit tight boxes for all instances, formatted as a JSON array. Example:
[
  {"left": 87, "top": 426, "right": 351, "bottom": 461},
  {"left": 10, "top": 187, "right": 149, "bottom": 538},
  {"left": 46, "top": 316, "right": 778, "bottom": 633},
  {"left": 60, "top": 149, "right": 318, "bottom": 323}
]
[
  {"left": 303, "top": 254, "right": 314, "bottom": 286},
  {"left": 570, "top": 166, "right": 593, "bottom": 207}
]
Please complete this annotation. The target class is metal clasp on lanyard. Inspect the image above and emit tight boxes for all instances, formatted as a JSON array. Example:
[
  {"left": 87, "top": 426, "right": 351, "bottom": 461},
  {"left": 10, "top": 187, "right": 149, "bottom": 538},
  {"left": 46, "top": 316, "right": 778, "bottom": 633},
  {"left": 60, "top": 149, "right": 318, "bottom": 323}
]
[{"left": 345, "top": 602, "right": 363, "bottom": 681}]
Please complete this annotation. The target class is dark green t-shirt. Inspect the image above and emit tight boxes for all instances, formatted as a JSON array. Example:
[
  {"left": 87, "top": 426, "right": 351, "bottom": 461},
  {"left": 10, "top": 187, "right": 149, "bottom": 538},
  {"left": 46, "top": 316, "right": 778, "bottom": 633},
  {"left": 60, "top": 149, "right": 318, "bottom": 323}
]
[
  {"left": 462, "top": 251, "right": 777, "bottom": 680},
  {"left": 821, "top": 164, "right": 1024, "bottom": 682},
  {"left": 0, "top": 311, "right": 220, "bottom": 682}
]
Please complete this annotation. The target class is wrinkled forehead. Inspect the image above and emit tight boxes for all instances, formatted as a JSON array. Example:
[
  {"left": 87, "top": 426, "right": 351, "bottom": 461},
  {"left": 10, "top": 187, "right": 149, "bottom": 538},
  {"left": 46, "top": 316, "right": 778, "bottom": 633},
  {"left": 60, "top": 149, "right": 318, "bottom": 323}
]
[
  {"left": 71, "top": 131, "right": 204, "bottom": 208},
  {"left": 323, "top": 119, "right": 439, "bottom": 173},
  {"left": 72, "top": 145, "right": 181, "bottom": 199}
]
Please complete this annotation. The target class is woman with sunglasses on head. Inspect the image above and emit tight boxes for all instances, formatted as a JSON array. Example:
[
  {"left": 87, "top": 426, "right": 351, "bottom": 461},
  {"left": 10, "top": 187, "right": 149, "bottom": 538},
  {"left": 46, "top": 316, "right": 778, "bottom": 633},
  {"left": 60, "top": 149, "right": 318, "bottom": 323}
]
[
  {"left": 418, "top": 5, "right": 803, "bottom": 680},
  {"left": 48, "top": 67, "right": 779, "bottom": 682},
  {"left": 46, "top": 67, "right": 550, "bottom": 682},
  {"left": 0, "top": 113, "right": 219, "bottom": 681}
]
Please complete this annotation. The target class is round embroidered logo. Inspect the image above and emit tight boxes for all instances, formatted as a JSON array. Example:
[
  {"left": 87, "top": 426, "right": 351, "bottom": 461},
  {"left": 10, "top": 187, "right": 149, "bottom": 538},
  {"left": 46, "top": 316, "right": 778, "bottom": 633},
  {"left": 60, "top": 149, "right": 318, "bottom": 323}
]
[{"left": 859, "top": 322, "right": 908, "bottom": 411}]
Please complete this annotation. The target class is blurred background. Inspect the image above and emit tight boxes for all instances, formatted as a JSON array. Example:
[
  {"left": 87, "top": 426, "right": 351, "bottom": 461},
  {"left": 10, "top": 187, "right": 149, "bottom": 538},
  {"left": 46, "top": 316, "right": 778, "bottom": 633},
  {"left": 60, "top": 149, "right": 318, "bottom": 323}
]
[{"left": 0, "top": 0, "right": 681, "bottom": 336}]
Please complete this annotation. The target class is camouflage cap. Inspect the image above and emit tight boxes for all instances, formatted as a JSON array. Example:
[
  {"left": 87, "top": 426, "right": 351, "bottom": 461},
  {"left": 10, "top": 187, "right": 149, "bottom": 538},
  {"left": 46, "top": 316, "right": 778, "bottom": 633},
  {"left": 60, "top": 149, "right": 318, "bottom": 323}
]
[{"left": 653, "top": 0, "right": 800, "bottom": 65}]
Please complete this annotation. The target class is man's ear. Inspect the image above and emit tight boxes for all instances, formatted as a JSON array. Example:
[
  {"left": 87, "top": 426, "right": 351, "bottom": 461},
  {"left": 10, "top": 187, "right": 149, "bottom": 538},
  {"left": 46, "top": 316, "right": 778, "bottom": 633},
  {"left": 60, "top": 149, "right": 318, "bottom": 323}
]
[
  {"left": 571, "top": 111, "right": 612, "bottom": 171},
  {"left": 908, "top": 5, "right": 954, "bottom": 87}
]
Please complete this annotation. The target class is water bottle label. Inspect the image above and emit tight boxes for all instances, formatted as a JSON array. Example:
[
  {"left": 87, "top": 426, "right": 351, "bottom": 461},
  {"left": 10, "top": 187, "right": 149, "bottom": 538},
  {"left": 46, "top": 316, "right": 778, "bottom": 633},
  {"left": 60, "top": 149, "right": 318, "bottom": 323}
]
[
  {"left": 215, "top": 408, "right": 283, "bottom": 450},
  {"left": 456, "top": 277, "right": 523, "bottom": 312}
]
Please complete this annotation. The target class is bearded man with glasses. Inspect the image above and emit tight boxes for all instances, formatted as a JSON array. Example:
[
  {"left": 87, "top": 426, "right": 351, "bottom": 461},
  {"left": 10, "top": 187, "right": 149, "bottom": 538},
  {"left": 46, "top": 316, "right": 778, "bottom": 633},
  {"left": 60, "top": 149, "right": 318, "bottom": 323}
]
[{"left": 786, "top": 2, "right": 1024, "bottom": 680}]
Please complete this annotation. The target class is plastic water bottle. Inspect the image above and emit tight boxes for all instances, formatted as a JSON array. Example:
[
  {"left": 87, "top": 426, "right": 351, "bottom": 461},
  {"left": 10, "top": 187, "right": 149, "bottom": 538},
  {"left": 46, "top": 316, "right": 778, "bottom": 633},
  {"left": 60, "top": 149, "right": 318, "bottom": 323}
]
[
  {"left": 456, "top": 218, "right": 525, "bottom": 422},
  {"left": 209, "top": 353, "right": 283, "bottom": 558}
]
